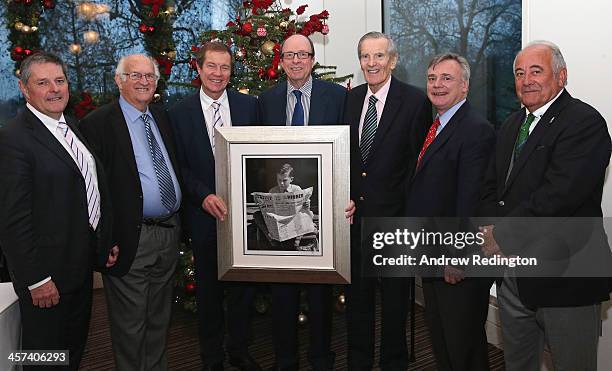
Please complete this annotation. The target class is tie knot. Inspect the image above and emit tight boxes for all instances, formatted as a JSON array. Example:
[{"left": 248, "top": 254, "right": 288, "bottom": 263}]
[
  {"left": 525, "top": 113, "right": 536, "bottom": 125},
  {"left": 368, "top": 95, "right": 378, "bottom": 105},
  {"left": 293, "top": 90, "right": 302, "bottom": 99},
  {"left": 141, "top": 113, "right": 151, "bottom": 124},
  {"left": 433, "top": 117, "right": 441, "bottom": 128},
  {"left": 57, "top": 122, "right": 68, "bottom": 135},
  {"left": 211, "top": 101, "right": 221, "bottom": 110}
]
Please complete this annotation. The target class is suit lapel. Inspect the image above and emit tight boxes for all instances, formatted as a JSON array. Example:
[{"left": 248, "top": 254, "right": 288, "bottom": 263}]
[
  {"left": 350, "top": 85, "right": 368, "bottom": 166},
  {"left": 110, "top": 101, "right": 140, "bottom": 181},
  {"left": 415, "top": 101, "right": 468, "bottom": 175},
  {"left": 271, "top": 82, "right": 288, "bottom": 124},
  {"left": 25, "top": 110, "right": 82, "bottom": 176},
  {"left": 187, "top": 93, "right": 215, "bottom": 169},
  {"left": 308, "top": 79, "right": 325, "bottom": 125},
  {"left": 503, "top": 90, "right": 571, "bottom": 193},
  {"left": 150, "top": 105, "right": 180, "bottom": 173}
]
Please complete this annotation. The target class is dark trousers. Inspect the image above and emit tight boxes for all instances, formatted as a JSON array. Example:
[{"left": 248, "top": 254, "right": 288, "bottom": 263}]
[
  {"left": 271, "top": 283, "right": 334, "bottom": 370},
  {"left": 19, "top": 274, "right": 93, "bottom": 371},
  {"left": 193, "top": 237, "right": 256, "bottom": 366},
  {"left": 422, "top": 278, "right": 492, "bottom": 371}
]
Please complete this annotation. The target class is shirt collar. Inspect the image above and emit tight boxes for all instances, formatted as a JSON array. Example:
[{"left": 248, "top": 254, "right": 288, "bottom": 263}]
[
  {"left": 26, "top": 102, "right": 67, "bottom": 131},
  {"left": 525, "top": 89, "right": 564, "bottom": 119},
  {"left": 287, "top": 75, "right": 313, "bottom": 98},
  {"left": 365, "top": 76, "right": 392, "bottom": 106},
  {"left": 119, "top": 95, "right": 152, "bottom": 124},
  {"left": 438, "top": 99, "right": 466, "bottom": 127},
  {"left": 200, "top": 88, "right": 229, "bottom": 110}
]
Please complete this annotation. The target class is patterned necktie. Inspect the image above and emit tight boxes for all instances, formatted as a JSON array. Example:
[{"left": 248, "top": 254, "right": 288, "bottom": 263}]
[
  {"left": 360, "top": 95, "right": 378, "bottom": 164},
  {"left": 211, "top": 101, "right": 223, "bottom": 153},
  {"left": 141, "top": 113, "right": 177, "bottom": 212},
  {"left": 514, "top": 113, "right": 536, "bottom": 160},
  {"left": 291, "top": 90, "right": 305, "bottom": 126},
  {"left": 416, "top": 117, "right": 441, "bottom": 169},
  {"left": 57, "top": 122, "right": 101, "bottom": 229}
]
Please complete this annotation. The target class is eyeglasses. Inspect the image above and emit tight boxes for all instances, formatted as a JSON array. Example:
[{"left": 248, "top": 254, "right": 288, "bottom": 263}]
[
  {"left": 122, "top": 72, "right": 159, "bottom": 82},
  {"left": 281, "top": 51, "right": 313, "bottom": 60}
]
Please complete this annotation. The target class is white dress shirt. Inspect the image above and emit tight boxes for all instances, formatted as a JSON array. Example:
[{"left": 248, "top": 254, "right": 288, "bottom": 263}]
[{"left": 199, "top": 88, "right": 232, "bottom": 151}]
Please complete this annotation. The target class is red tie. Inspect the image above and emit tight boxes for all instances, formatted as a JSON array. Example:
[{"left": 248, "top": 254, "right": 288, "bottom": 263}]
[{"left": 416, "top": 117, "right": 441, "bottom": 169}]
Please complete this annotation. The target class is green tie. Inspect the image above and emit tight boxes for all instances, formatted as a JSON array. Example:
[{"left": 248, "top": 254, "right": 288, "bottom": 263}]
[{"left": 514, "top": 113, "right": 536, "bottom": 160}]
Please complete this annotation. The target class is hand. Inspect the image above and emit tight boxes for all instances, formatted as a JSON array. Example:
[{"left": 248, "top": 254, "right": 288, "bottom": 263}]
[
  {"left": 202, "top": 194, "right": 228, "bottom": 221},
  {"left": 30, "top": 280, "right": 60, "bottom": 308},
  {"left": 345, "top": 200, "right": 356, "bottom": 225},
  {"left": 444, "top": 265, "right": 465, "bottom": 284},
  {"left": 479, "top": 225, "right": 501, "bottom": 257},
  {"left": 105, "top": 245, "right": 119, "bottom": 268}
]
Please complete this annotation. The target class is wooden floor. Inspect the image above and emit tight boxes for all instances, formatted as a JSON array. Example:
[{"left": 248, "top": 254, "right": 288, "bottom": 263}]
[{"left": 80, "top": 289, "right": 505, "bottom": 370}]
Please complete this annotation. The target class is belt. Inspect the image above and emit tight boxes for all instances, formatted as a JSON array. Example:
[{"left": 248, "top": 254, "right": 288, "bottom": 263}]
[{"left": 142, "top": 214, "right": 175, "bottom": 228}]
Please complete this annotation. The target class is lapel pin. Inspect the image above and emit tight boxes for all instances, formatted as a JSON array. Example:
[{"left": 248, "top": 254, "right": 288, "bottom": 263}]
[{"left": 549, "top": 116, "right": 556, "bottom": 124}]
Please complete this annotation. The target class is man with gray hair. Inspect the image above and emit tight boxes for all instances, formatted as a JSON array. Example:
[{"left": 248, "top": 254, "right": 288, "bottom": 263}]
[
  {"left": 80, "top": 54, "right": 182, "bottom": 371},
  {"left": 406, "top": 52, "right": 495, "bottom": 371},
  {"left": 0, "top": 51, "right": 115, "bottom": 370},
  {"left": 480, "top": 41, "right": 612, "bottom": 370},
  {"left": 345, "top": 31, "right": 431, "bottom": 370}
]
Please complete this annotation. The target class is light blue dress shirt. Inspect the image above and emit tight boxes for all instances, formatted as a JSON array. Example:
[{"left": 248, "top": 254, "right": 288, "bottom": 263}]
[{"left": 436, "top": 99, "right": 466, "bottom": 136}]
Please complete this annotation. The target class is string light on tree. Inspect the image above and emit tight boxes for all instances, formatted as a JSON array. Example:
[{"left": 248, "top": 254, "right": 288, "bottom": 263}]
[
  {"left": 83, "top": 30, "right": 100, "bottom": 44},
  {"left": 69, "top": 43, "right": 83, "bottom": 55}
]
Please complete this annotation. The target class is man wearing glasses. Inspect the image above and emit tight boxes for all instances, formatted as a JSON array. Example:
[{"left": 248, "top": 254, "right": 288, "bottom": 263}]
[
  {"left": 257, "top": 34, "right": 346, "bottom": 371},
  {"left": 80, "top": 54, "right": 182, "bottom": 371}
]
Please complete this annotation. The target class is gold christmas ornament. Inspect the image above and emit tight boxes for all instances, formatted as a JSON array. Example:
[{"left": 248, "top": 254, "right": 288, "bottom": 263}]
[
  {"left": 83, "top": 30, "right": 100, "bottom": 44},
  {"left": 238, "top": 87, "right": 250, "bottom": 94},
  {"left": 166, "top": 50, "right": 177, "bottom": 60},
  {"left": 279, "top": 21, "right": 289, "bottom": 29},
  {"left": 260, "top": 40, "right": 275, "bottom": 56},
  {"left": 21, "top": 25, "right": 32, "bottom": 33},
  {"left": 69, "top": 43, "right": 83, "bottom": 55},
  {"left": 14, "top": 22, "right": 24, "bottom": 31},
  {"left": 15, "top": 69, "right": 21, "bottom": 78}
]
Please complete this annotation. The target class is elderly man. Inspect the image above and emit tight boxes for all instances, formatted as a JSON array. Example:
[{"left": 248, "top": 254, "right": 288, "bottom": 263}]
[
  {"left": 479, "top": 40, "right": 612, "bottom": 370},
  {"left": 405, "top": 53, "right": 495, "bottom": 370},
  {"left": 80, "top": 54, "right": 182, "bottom": 371},
  {"left": 168, "top": 42, "right": 261, "bottom": 371},
  {"left": 0, "top": 52, "right": 115, "bottom": 370},
  {"left": 257, "top": 33, "right": 346, "bottom": 371},
  {"left": 344, "top": 31, "right": 431, "bottom": 371}
]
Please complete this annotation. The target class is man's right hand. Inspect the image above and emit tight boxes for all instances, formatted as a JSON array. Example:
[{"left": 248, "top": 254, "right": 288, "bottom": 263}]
[
  {"left": 202, "top": 194, "right": 228, "bottom": 221},
  {"left": 30, "top": 280, "right": 60, "bottom": 308}
]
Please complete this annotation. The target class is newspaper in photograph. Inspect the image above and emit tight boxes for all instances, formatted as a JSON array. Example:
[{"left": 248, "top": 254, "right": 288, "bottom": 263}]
[{"left": 252, "top": 187, "right": 316, "bottom": 242}]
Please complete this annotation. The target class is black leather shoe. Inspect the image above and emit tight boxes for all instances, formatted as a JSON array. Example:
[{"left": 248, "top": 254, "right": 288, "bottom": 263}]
[
  {"left": 202, "top": 363, "right": 224, "bottom": 371},
  {"left": 229, "top": 355, "right": 262, "bottom": 371}
]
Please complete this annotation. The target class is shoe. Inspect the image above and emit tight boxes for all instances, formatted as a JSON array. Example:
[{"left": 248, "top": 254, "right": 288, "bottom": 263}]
[
  {"left": 228, "top": 354, "right": 262, "bottom": 371},
  {"left": 202, "top": 363, "right": 224, "bottom": 371}
]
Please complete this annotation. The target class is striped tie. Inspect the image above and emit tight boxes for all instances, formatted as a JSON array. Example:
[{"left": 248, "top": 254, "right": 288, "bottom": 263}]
[
  {"left": 211, "top": 101, "right": 223, "bottom": 153},
  {"left": 141, "top": 113, "right": 177, "bottom": 212},
  {"left": 360, "top": 95, "right": 378, "bottom": 164},
  {"left": 57, "top": 122, "right": 101, "bottom": 230}
]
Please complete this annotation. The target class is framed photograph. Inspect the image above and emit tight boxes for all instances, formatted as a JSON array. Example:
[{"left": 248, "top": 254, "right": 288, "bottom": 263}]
[{"left": 215, "top": 126, "right": 350, "bottom": 284}]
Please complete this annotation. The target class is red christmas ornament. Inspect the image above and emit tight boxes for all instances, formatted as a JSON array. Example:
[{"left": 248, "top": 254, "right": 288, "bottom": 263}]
[
  {"left": 242, "top": 22, "right": 253, "bottom": 34},
  {"left": 258, "top": 67, "right": 265, "bottom": 79},
  {"left": 24, "top": 0, "right": 33, "bottom": 5},
  {"left": 139, "top": 24, "right": 149, "bottom": 33},
  {"left": 42, "top": 0, "right": 55, "bottom": 9},
  {"left": 24, "top": 49, "right": 33, "bottom": 56},
  {"left": 185, "top": 282, "right": 196, "bottom": 294},
  {"left": 296, "top": 4, "right": 308, "bottom": 15},
  {"left": 14, "top": 46, "right": 24, "bottom": 54},
  {"left": 147, "top": 26, "right": 156, "bottom": 33},
  {"left": 257, "top": 26, "right": 267, "bottom": 37},
  {"left": 267, "top": 67, "right": 277, "bottom": 79},
  {"left": 322, "top": 24, "right": 329, "bottom": 35}
]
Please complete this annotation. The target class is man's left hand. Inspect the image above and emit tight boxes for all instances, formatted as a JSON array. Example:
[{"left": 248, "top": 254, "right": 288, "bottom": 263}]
[
  {"left": 444, "top": 265, "right": 465, "bottom": 284},
  {"left": 105, "top": 245, "right": 119, "bottom": 268},
  {"left": 345, "top": 200, "right": 356, "bottom": 225},
  {"left": 479, "top": 225, "right": 502, "bottom": 257}
]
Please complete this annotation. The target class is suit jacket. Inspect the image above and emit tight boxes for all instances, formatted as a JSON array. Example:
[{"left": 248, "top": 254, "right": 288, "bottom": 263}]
[
  {"left": 167, "top": 89, "right": 259, "bottom": 242},
  {"left": 479, "top": 89, "right": 612, "bottom": 307},
  {"left": 257, "top": 78, "right": 346, "bottom": 125},
  {"left": 79, "top": 100, "right": 181, "bottom": 276},
  {"left": 0, "top": 109, "right": 113, "bottom": 294},
  {"left": 347, "top": 76, "right": 432, "bottom": 218}
]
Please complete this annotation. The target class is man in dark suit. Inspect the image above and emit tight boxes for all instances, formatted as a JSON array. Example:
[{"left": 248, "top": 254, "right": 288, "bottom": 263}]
[
  {"left": 0, "top": 52, "right": 115, "bottom": 370},
  {"left": 479, "top": 40, "right": 612, "bottom": 370},
  {"left": 80, "top": 54, "right": 182, "bottom": 371},
  {"left": 167, "top": 42, "right": 261, "bottom": 371},
  {"left": 406, "top": 53, "right": 495, "bottom": 371},
  {"left": 257, "top": 34, "right": 346, "bottom": 371},
  {"left": 345, "top": 32, "right": 431, "bottom": 371}
]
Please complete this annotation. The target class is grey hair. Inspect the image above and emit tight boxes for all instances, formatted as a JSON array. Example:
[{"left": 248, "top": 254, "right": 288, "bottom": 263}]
[
  {"left": 357, "top": 31, "right": 398, "bottom": 60},
  {"left": 115, "top": 54, "right": 160, "bottom": 81},
  {"left": 514, "top": 40, "right": 567, "bottom": 86},
  {"left": 19, "top": 52, "right": 68, "bottom": 84},
  {"left": 428, "top": 52, "right": 471, "bottom": 81}
]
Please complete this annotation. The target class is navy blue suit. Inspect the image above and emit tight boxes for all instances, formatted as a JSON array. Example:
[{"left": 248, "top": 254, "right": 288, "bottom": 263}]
[
  {"left": 257, "top": 78, "right": 346, "bottom": 370},
  {"left": 168, "top": 89, "right": 259, "bottom": 366},
  {"left": 406, "top": 101, "right": 495, "bottom": 371}
]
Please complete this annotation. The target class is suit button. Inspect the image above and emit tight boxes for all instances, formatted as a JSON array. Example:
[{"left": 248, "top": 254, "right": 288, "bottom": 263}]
[
  {"left": 361, "top": 172, "right": 367, "bottom": 177},
  {"left": 137, "top": 225, "right": 141, "bottom": 230},
  {"left": 359, "top": 196, "right": 365, "bottom": 201},
  {"left": 498, "top": 200, "right": 505, "bottom": 207}
]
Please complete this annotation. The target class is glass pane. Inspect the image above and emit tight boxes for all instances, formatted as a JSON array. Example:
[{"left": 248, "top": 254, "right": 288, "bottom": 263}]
[{"left": 383, "top": 0, "right": 522, "bottom": 127}]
